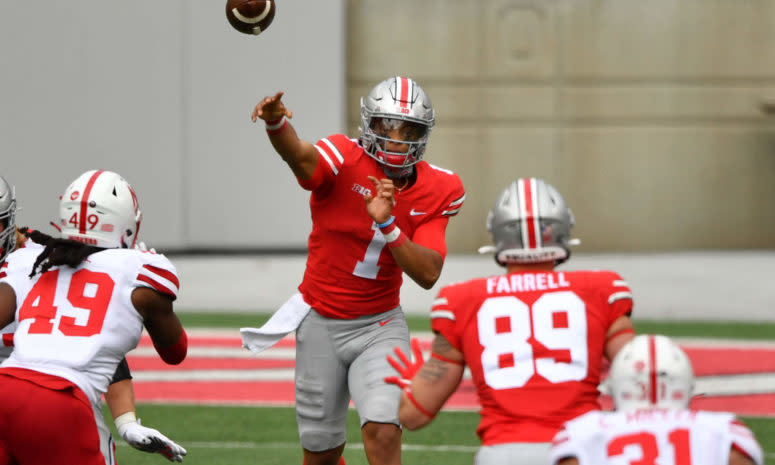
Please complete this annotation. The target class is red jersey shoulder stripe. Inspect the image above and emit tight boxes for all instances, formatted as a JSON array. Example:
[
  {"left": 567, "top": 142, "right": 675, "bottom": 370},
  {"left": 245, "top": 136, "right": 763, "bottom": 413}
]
[
  {"left": 136, "top": 274, "right": 176, "bottom": 300},
  {"left": 142, "top": 264, "right": 180, "bottom": 289},
  {"left": 2, "top": 333, "right": 13, "bottom": 347}
]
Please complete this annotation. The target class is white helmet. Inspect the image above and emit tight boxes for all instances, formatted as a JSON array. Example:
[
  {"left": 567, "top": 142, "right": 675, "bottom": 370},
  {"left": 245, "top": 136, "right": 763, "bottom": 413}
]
[
  {"left": 360, "top": 76, "right": 435, "bottom": 178},
  {"left": 0, "top": 176, "right": 17, "bottom": 262},
  {"left": 608, "top": 334, "right": 694, "bottom": 411},
  {"left": 483, "top": 178, "right": 577, "bottom": 266},
  {"left": 58, "top": 170, "right": 142, "bottom": 249}
]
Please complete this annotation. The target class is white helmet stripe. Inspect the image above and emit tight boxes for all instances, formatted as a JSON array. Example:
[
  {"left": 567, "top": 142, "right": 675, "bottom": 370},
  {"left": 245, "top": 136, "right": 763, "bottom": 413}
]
[{"left": 79, "top": 170, "right": 105, "bottom": 235}]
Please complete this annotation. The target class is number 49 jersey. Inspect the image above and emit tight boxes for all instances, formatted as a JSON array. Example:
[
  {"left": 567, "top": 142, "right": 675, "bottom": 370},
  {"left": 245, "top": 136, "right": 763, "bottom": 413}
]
[
  {"left": 0, "top": 245, "right": 179, "bottom": 405},
  {"left": 550, "top": 409, "right": 764, "bottom": 465},
  {"left": 431, "top": 270, "right": 633, "bottom": 444}
]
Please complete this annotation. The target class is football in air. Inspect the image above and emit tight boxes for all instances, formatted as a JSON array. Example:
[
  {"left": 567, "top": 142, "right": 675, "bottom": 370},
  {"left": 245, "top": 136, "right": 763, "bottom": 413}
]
[{"left": 225, "top": 0, "right": 276, "bottom": 35}]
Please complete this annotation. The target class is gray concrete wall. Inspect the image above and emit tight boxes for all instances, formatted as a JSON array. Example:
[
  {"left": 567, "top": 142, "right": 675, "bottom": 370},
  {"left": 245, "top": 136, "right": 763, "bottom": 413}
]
[{"left": 348, "top": 0, "right": 775, "bottom": 253}]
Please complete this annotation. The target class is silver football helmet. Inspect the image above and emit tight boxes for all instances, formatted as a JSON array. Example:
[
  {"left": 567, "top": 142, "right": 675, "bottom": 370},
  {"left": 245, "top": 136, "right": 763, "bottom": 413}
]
[
  {"left": 483, "top": 178, "right": 577, "bottom": 266},
  {"left": 609, "top": 334, "right": 695, "bottom": 411},
  {"left": 360, "top": 76, "right": 435, "bottom": 178},
  {"left": 0, "top": 176, "right": 17, "bottom": 263},
  {"left": 58, "top": 170, "right": 142, "bottom": 249}
]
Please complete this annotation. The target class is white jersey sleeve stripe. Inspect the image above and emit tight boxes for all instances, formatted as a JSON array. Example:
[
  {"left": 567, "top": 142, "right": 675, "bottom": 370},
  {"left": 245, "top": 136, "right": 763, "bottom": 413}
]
[
  {"left": 315, "top": 145, "right": 339, "bottom": 176},
  {"left": 430, "top": 310, "right": 455, "bottom": 321},
  {"left": 319, "top": 138, "right": 345, "bottom": 164},
  {"left": 608, "top": 291, "right": 633, "bottom": 304}
]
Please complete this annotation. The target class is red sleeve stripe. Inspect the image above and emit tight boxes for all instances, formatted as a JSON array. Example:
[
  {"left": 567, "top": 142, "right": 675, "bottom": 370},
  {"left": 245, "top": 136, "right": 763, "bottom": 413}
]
[
  {"left": 430, "top": 310, "right": 455, "bottom": 321},
  {"left": 731, "top": 443, "right": 755, "bottom": 459},
  {"left": 1, "top": 262, "right": 7, "bottom": 269},
  {"left": 136, "top": 274, "right": 177, "bottom": 299},
  {"left": 142, "top": 264, "right": 180, "bottom": 289},
  {"left": 0, "top": 272, "right": 6, "bottom": 279},
  {"left": 2, "top": 333, "right": 13, "bottom": 347},
  {"left": 608, "top": 291, "right": 633, "bottom": 304}
]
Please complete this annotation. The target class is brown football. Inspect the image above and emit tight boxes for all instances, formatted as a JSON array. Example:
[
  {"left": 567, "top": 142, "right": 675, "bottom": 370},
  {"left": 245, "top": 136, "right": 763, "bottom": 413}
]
[{"left": 225, "top": 0, "right": 276, "bottom": 36}]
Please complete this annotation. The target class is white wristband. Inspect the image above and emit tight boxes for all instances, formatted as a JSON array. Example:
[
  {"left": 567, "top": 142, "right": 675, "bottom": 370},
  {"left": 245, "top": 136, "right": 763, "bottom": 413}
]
[
  {"left": 114, "top": 411, "right": 137, "bottom": 430},
  {"left": 265, "top": 116, "right": 287, "bottom": 131},
  {"left": 382, "top": 226, "right": 402, "bottom": 243}
]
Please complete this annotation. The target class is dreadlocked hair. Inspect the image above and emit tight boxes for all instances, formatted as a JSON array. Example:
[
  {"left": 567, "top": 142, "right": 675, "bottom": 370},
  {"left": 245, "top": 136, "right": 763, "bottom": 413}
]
[{"left": 22, "top": 228, "right": 106, "bottom": 278}]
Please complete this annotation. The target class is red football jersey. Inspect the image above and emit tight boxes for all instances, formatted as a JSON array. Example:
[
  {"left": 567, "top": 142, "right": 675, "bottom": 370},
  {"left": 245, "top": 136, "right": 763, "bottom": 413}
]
[
  {"left": 431, "top": 270, "right": 633, "bottom": 444},
  {"left": 297, "top": 134, "right": 465, "bottom": 319}
]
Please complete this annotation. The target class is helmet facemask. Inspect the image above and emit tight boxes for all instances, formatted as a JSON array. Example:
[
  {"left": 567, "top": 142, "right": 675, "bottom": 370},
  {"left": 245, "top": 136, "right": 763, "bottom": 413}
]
[
  {"left": 0, "top": 177, "right": 17, "bottom": 263},
  {"left": 359, "top": 76, "right": 435, "bottom": 179}
]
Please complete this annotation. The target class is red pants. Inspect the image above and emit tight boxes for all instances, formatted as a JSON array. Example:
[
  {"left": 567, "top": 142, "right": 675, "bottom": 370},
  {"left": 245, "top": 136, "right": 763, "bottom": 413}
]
[{"left": 0, "top": 369, "right": 104, "bottom": 465}]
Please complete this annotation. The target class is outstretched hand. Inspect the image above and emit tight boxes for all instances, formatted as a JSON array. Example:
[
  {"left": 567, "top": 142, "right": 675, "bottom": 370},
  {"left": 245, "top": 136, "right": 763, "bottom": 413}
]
[
  {"left": 251, "top": 92, "right": 293, "bottom": 123},
  {"left": 384, "top": 338, "right": 426, "bottom": 389},
  {"left": 364, "top": 176, "right": 396, "bottom": 224},
  {"left": 118, "top": 417, "right": 187, "bottom": 462}
]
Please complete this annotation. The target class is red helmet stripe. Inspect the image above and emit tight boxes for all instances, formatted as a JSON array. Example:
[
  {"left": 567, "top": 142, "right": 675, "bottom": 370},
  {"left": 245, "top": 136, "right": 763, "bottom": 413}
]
[
  {"left": 519, "top": 178, "right": 539, "bottom": 249},
  {"left": 398, "top": 76, "right": 410, "bottom": 109},
  {"left": 79, "top": 170, "right": 104, "bottom": 234},
  {"left": 648, "top": 335, "right": 658, "bottom": 405}
]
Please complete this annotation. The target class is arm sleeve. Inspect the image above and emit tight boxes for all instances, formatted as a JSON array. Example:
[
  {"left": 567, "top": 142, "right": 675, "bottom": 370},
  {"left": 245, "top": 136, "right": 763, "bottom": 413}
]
[
  {"left": 110, "top": 357, "right": 133, "bottom": 384},
  {"left": 430, "top": 286, "right": 461, "bottom": 349}
]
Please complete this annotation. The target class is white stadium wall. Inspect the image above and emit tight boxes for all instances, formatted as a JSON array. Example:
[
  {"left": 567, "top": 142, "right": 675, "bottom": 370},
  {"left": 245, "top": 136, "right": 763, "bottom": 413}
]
[{"left": 1, "top": 1, "right": 345, "bottom": 250}]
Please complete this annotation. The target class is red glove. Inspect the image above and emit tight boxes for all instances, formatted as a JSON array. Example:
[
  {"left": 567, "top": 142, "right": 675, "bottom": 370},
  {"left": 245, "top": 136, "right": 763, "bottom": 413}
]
[{"left": 384, "top": 338, "right": 425, "bottom": 389}]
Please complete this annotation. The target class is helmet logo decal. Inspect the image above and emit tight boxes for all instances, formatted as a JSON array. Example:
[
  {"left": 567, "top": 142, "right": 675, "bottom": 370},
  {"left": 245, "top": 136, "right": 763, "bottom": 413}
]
[
  {"left": 70, "top": 191, "right": 80, "bottom": 201},
  {"left": 128, "top": 185, "right": 139, "bottom": 214}
]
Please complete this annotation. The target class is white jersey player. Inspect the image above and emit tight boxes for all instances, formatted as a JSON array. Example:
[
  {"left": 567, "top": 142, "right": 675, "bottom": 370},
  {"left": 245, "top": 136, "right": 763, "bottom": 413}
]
[
  {"left": 550, "top": 334, "right": 763, "bottom": 465},
  {"left": 0, "top": 170, "right": 188, "bottom": 465}
]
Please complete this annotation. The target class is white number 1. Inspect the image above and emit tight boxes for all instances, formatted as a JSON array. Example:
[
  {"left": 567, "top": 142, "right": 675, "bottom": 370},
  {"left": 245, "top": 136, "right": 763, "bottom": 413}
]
[{"left": 353, "top": 222, "right": 386, "bottom": 279}]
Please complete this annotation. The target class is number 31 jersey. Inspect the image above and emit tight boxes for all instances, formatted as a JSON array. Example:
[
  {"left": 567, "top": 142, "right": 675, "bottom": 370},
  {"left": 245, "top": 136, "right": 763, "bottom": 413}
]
[
  {"left": 431, "top": 269, "right": 633, "bottom": 444},
  {"left": 0, "top": 245, "right": 179, "bottom": 405},
  {"left": 550, "top": 409, "right": 764, "bottom": 465}
]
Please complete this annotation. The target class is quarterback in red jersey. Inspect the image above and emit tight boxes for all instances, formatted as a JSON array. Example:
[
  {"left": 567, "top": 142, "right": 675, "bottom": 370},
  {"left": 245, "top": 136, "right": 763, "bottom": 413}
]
[
  {"left": 551, "top": 334, "right": 763, "bottom": 465},
  {"left": 386, "top": 178, "right": 635, "bottom": 465},
  {"left": 249, "top": 76, "right": 465, "bottom": 465}
]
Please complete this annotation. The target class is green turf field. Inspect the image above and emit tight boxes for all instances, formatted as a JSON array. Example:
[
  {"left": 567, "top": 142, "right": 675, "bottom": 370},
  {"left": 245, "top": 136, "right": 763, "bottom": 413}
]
[
  {"left": 178, "top": 311, "right": 775, "bottom": 340},
  {"left": 108, "top": 313, "right": 774, "bottom": 465}
]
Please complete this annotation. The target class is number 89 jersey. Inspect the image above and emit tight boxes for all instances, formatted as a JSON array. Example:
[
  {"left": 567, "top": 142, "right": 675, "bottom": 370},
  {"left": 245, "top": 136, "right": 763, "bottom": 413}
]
[
  {"left": 0, "top": 245, "right": 179, "bottom": 406},
  {"left": 431, "top": 269, "right": 633, "bottom": 444}
]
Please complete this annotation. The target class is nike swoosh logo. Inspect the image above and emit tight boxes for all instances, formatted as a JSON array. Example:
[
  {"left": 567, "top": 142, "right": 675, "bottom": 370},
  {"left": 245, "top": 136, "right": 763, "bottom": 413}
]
[
  {"left": 379, "top": 318, "right": 394, "bottom": 326},
  {"left": 409, "top": 209, "right": 426, "bottom": 216}
]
